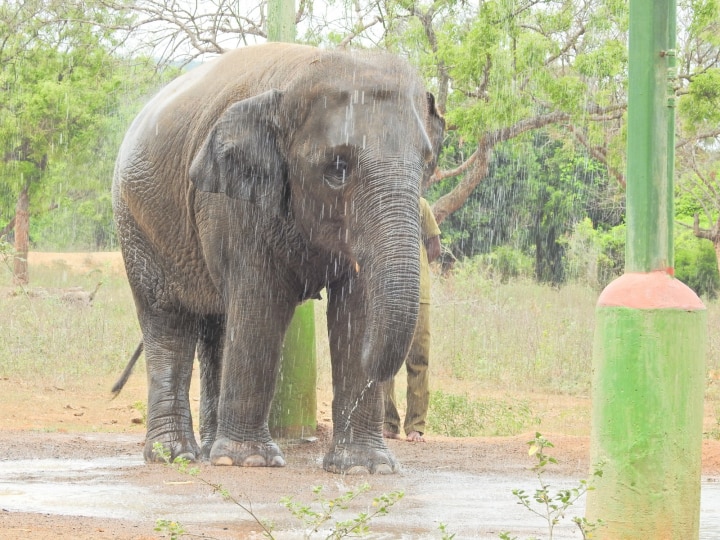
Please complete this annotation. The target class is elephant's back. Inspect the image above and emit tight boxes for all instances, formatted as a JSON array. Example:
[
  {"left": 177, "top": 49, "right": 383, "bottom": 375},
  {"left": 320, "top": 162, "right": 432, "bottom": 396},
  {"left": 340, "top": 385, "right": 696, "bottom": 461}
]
[{"left": 114, "top": 43, "right": 323, "bottom": 189}]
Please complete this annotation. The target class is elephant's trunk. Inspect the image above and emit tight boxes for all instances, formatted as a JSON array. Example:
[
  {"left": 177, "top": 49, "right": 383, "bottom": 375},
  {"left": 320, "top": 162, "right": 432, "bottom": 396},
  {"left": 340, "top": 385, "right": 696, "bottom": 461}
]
[{"left": 353, "top": 160, "right": 422, "bottom": 382}]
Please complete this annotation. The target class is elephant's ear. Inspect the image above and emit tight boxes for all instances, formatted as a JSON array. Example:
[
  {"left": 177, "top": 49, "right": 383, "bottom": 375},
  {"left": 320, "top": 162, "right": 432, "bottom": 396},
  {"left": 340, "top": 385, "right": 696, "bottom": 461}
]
[
  {"left": 425, "top": 92, "right": 445, "bottom": 152},
  {"left": 190, "top": 90, "right": 285, "bottom": 208},
  {"left": 423, "top": 92, "right": 445, "bottom": 182}
]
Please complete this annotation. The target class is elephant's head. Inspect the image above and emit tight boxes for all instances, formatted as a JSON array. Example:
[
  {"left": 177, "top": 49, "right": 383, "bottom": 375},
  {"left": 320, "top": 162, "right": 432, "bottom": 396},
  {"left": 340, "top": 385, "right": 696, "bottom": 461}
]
[{"left": 189, "top": 50, "right": 441, "bottom": 381}]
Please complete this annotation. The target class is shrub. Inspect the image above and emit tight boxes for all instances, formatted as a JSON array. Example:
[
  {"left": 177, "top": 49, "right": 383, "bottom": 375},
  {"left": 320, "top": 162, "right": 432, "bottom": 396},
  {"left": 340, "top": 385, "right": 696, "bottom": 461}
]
[{"left": 674, "top": 232, "right": 720, "bottom": 299}]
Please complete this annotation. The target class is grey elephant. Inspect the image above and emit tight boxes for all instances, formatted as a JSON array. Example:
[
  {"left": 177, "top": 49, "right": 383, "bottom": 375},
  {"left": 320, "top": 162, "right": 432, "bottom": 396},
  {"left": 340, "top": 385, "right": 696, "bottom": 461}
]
[{"left": 112, "top": 42, "right": 443, "bottom": 474}]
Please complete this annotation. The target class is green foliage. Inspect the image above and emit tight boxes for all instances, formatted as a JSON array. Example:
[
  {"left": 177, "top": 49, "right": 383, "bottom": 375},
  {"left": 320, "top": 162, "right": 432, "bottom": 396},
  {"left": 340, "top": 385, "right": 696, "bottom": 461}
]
[
  {"left": 478, "top": 246, "right": 535, "bottom": 283},
  {"left": 0, "top": 2, "right": 176, "bottom": 253},
  {"left": 438, "top": 522, "right": 457, "bottom": 540},
  {"left": 680, "top": 68, "right": 720, "bottom": 128},
  {"left": 674, "top": 231, "right": 720, "bottom": 299},
  {"left": 432, "top": 265, "right": 598, "bottom": 394},
  {"left": 563, "top": 219, "right": 625, "bottom": 289},
  {"left": 575, "top": 39, "right": 627, "bottom": 82},
  {"left": 435, "top": 135, "right": 617, "bottom": 285},
  {"left": 499, "top": 433, "right": 605, "bottom": 540},
  {"left": 428, "top": 390, "right": 537, "bottom": 437},
  {"left": 0, "top": 237, "right": 13, "bottom": 269}
]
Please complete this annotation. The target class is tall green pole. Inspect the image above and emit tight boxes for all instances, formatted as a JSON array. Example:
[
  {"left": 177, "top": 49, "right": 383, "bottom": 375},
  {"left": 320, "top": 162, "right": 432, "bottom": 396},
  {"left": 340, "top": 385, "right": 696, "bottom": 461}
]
[
  {"left": 267, "top": 0, "right": 296, "bottom": 43},
  {"left": 585, "top": 2, "right": 706, "bottom": 538},
  {"left": 270, "top": 300, "right": 317, "bottom": 438},
  {"left": 266, "top": 0, "right": 317, "bottom": 439}
]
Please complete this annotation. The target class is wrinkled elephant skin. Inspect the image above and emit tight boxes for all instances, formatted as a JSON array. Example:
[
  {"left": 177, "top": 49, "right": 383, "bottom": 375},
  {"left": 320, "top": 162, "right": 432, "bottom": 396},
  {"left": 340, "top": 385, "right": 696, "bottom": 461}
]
[{"left": 112, "top": 43, "right": 442, "bottom": 474}]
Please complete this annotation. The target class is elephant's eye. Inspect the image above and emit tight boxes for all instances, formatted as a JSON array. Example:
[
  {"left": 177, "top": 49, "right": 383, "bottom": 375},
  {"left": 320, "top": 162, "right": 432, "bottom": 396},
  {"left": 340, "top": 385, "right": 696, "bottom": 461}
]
[{"left": 323, "top": 156, "right": 350, "bottom": 189}]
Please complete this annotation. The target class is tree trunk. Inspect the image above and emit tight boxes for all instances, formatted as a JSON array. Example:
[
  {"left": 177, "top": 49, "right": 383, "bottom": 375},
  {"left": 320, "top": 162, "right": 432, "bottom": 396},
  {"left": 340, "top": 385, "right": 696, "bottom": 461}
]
[
  {"left": 13, "top": 185, "right": 29, "bottom": 285},
  {"left": 713, "top": 240, "right": 720, "bottom": 281}
]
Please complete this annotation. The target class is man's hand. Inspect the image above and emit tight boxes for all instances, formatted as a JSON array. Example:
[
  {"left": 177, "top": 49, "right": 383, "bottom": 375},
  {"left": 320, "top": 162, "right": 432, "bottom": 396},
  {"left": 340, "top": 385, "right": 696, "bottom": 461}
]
[{"left": 424, "top": 235, "right": 441, "bottom": 263}]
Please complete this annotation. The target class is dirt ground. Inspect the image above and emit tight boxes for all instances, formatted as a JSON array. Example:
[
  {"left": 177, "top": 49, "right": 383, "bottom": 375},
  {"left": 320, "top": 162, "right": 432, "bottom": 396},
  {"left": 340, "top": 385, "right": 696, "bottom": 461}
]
[{"left": 1, "top": 253, "right": 719, "bottom": 539}]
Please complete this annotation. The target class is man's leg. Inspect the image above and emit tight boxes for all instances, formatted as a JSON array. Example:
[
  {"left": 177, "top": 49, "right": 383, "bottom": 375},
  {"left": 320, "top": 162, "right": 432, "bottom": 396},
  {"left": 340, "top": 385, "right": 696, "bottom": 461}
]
[{"left": 404, "top": 303, "right": 430, "bottom": 441}]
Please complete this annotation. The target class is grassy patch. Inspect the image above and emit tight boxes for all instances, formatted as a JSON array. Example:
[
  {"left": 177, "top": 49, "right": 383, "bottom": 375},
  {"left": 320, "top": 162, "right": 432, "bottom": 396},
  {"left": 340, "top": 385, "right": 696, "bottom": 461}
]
[
  {"left": 428, "top": 390, "right": 539, "bottom": 437},
  {"left": 0, "top": 259, "right": 140, "bottom": 387},
  {"left": 431, "top": 268, "right": 597, "bottom": 395}
]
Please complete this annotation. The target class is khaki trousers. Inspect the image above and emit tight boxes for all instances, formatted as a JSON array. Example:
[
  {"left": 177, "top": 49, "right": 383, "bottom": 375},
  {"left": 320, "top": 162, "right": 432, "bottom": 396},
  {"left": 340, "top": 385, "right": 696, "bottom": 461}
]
[{"left": 383, "top": 302, "right": 430, "bottom": 436}]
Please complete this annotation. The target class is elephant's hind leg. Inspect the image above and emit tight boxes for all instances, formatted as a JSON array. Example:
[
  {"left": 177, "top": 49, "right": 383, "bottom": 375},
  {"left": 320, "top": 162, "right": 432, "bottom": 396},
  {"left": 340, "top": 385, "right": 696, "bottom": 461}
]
[
  {"left": 198, "top": 314, "right": 224, "bottom": 459},
  {"left": 141, "top": 311, "right": 201, "bottom": 463}
]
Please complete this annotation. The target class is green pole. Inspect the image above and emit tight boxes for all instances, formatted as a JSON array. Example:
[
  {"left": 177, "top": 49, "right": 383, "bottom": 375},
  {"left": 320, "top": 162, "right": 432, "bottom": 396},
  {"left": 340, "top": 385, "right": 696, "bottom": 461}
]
[
  {"left": 270, "top": 300, "right": 317, "bottom": 438},
  {"left": 585, "top": 2, "right": 706, "bottom": 538},
  {"left": 666, "top": 0, "right": 677, "bottom": 267},
  {"left": 267, "top": 0, "right": 296, "bottom": 43},
  {"left": 266, "top": 0, "right": 317, "bottom": 439}
]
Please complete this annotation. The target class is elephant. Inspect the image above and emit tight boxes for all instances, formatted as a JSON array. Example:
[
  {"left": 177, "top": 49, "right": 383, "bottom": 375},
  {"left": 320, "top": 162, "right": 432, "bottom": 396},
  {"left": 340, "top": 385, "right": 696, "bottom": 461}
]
[{"left": 112, "top": 42, "right": 444, "bottom": 474}]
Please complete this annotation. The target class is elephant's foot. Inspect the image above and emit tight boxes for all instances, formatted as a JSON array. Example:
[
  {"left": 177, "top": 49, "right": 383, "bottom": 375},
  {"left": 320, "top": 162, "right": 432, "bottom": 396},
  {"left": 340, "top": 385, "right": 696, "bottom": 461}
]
[
  {"left": 209, "top": 437, "right": 286, "bottom": 467},
  {"left": 200, "top": 439, "right": 214, "bottom": 460},
  {"left": 323, "top": 442, "right": 399, "bottom": 475},
  {"left": 144, "top": 434, "right": 201, "bottom": 463}
]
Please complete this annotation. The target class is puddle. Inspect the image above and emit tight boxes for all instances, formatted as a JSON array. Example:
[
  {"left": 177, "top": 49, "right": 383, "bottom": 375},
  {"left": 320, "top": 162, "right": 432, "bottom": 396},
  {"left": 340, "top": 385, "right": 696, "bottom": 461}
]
[
  {"left": 0, "top": 457, "right": 718, "bottom": 538},
  {"left": 0, "top": 456, "right": 146, "bottom": 520}
]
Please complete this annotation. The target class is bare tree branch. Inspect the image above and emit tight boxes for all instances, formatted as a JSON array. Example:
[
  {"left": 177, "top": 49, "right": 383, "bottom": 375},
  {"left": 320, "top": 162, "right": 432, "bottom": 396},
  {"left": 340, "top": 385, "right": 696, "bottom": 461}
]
[{"left": 338, "top": 13, "right": 382, "bottom": 48}]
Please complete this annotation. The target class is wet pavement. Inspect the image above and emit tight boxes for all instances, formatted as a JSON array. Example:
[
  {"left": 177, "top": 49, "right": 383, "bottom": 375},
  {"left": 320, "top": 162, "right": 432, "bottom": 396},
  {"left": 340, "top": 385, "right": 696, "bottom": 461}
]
[{"left": 0, "top": 456, "right": 718, "bottom": 539}]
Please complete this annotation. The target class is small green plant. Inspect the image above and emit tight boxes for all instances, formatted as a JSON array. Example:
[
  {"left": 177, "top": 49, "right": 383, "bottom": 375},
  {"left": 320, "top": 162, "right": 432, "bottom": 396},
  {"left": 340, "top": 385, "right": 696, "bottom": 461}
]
[
  {"left": 281, "top": 483, "right": 403, "bottom": 539},
  {"left": 438, "top": 522, "right": 456, "bottom": 539},
  {"left": 131, "top": 400, "right": 147, "bottom": 425},
  {"left": 152, "top": 442, "right": 404, "bottom": 539},
  {"left": 154, "top": 519, "right": 186, "bottom": 539},
  {"left": 499, "top": 433, "right": 604, "bottom": 540}
]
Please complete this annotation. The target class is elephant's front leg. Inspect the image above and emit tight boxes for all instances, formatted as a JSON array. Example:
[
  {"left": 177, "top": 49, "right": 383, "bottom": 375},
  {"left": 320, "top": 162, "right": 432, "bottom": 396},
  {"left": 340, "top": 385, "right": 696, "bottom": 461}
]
[
  {"left": 323, "top": 286, "right": 399, "bottom": 475},
  {"left": 142, "top": 311, "right": 201, "bottom": 462},
  {"left": 209, "top": 296, "right": 294, "bottom": 467}
]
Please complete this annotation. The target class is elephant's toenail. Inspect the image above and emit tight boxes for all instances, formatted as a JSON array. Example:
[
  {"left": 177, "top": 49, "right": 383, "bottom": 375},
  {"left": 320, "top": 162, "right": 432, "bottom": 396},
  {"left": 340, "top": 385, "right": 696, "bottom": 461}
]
[
  {"left": 242, "top": 455, "right": 267, "bottom": 467},
  {"left": 345, "top": 465, "right": 370, "bottom": 475},
  {"left": 213, "top": 456, "right": 233, "bottom": 466},
  {"left": 374, "top": 463, "right": 395, "bottom": 474}
]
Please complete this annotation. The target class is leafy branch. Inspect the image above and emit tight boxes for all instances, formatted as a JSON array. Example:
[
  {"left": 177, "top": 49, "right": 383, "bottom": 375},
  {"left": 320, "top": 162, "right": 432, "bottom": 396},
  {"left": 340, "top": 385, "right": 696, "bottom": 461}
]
[{"left": 281, "top": 483, "right": 404, "bottom": 539}]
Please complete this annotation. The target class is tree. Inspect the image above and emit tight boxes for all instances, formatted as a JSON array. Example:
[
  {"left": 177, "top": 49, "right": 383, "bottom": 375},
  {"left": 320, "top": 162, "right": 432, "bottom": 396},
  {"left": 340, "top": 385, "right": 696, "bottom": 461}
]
[
  {"left": 674, "top": 1, "right": 720, "bottom": 273},
  {"left": 0, "top": 1, "right": 161, "bottom": 281}
]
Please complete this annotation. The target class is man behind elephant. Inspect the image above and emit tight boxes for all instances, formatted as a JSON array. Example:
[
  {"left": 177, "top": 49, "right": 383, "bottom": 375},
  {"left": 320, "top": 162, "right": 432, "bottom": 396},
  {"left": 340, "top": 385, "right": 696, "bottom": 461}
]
[{"left": 383, "top": 197, "right": 441, "bottom": 442}]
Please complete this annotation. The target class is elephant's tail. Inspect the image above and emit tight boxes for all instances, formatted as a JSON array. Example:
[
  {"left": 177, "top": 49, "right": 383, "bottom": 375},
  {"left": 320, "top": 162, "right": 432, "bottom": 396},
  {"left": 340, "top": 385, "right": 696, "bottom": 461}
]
[{"left": 111, "top": 340, "right": 144, "bottom": 398}]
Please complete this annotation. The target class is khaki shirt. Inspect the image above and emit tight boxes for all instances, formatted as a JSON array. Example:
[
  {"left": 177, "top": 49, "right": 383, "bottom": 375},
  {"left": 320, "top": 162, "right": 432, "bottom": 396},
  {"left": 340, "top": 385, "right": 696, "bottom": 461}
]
[{"left": 419, "top": 198, "right": 441, "bottom": 304}]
